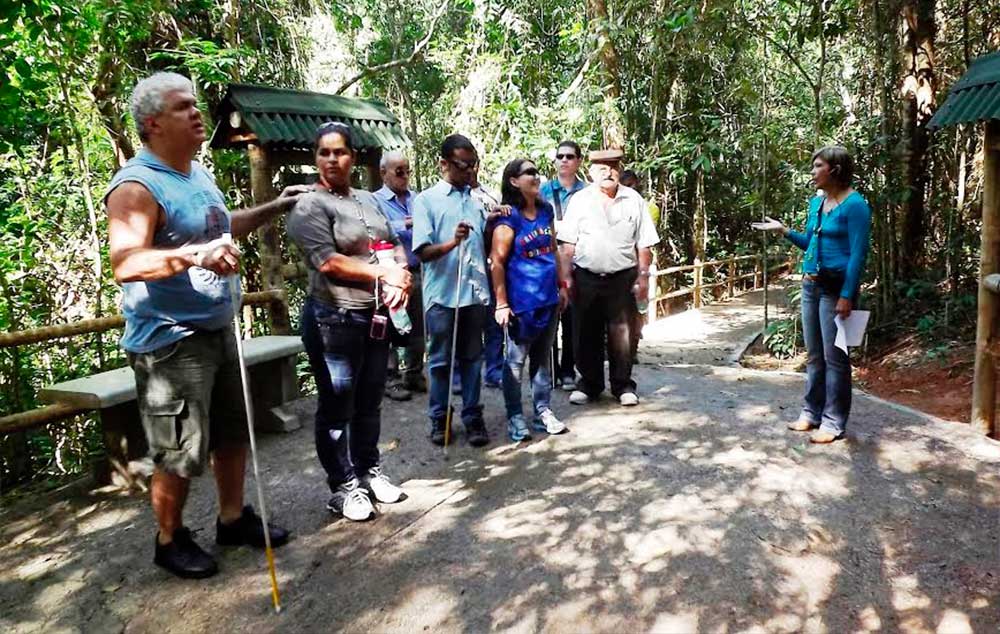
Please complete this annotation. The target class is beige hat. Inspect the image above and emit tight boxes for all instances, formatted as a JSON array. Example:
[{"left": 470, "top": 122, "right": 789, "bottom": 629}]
[{"left": 588, "top": 148, "right": 625, "bottom": 163}]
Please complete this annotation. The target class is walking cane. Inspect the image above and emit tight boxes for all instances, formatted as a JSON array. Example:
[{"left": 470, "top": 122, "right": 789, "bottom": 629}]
[
  {"left": 224, "top": 235, "right": 282, "bottom": 614},
  {"left": 443, "top": 235, "right": 468, "bottom": 454}
]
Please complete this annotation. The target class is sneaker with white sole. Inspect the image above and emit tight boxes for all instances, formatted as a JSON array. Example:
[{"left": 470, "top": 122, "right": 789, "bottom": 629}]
[
  {"left": 534, "top": 409, "right": 567, "bottom": 435},
  {"left": 326, "top": 478, "right": 375, "bottom": 521},
  {"left": 507, "top": 414, "right": 531, "bottom": 442},
  {"left": 619, "top": 392, "right": 639, "bottom": 406},
  {"left": 569, "top": 390, "right": 590, "bottom": 405},
  {"left": 360, "top": 466, "right": 402, "bottom": 504}
]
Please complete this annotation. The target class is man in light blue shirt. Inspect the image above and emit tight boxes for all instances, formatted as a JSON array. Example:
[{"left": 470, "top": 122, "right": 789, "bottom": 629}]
[
  {"left": 412, "top": 134, "right": 492, "bottom": 447},
  {"left": 539, "top": 140, "right": 586, "bottom": 390},
  {"left": 373, "top": 151, "right": 424, "bottom": 400}
]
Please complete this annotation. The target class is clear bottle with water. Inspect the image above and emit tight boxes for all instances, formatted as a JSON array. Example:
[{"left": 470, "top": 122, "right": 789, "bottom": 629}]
[{"left": 373, "top": 241, "right": 412, "bottom": 334}]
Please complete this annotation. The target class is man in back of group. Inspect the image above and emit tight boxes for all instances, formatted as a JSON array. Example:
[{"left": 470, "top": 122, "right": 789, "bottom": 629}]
[
  {"left": 411, "top": 134, "right": 493, "bottom": 447},
  {"left": 105, "top": 72, "right": 298, "bottom": 579},
  {"left": 540, "top": 140, "right": 586, "bottom": 390},
  {"left": 557, "top": 148, "right": 659, "bottom": 407},
  {"left": 374, "top": 151, "right": 425, "bottom": 401}
]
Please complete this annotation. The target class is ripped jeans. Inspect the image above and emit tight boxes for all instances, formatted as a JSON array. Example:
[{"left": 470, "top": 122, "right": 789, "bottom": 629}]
[{"left": 301, "top": 297, "right": 390, "bottom": 490}]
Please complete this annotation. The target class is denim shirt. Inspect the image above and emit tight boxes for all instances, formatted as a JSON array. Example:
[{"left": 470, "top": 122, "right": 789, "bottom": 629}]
[
  {"left": 786, "top": 192, "right": 872, "bottom": 299},
  {"left": 540, "top": 177, "right": 585, "bottom": 220},
  {"left": 411, "top": 180, "right": 492, "bottom": 309}
]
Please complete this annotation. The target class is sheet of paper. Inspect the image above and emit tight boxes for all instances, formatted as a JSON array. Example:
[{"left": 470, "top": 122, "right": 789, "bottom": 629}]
[{"left": 834, "top": 310, "right": 870, "bottom": 354}]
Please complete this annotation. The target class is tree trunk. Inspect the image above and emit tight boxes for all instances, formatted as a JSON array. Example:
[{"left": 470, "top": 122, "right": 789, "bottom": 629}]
[
  {"left": 899, "top": 0, "right": 937, "bottom": 278},
  {"left": 248, "top": 144, "right": 291, "bottom": 335},
  {"left": 587, "top": 0, "right": 626, "bottom": 148}
]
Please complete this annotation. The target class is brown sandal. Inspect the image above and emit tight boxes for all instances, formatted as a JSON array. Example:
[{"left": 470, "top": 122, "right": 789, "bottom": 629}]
[
  {"left": 809, "top": 431, "right": 842, "bottom": 444},
  {"left": 787, "top": 419, "right": 818, "bottom": 432}
]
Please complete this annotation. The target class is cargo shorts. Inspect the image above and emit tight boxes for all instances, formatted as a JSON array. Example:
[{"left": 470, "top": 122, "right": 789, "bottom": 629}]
[{"left": 128, "top": 328, "right": 249, "bottom": 478}]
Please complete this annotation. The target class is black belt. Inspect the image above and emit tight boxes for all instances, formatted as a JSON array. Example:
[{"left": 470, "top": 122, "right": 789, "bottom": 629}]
[{"left": 573, "top": 265, "right": 637, "bottom": 279}]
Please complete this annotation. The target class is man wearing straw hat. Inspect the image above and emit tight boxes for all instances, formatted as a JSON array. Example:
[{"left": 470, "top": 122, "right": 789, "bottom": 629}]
[
  {"left": 105, "top": 72, "right": 297, "bottom": 579},
  {"left": 557, "top": 148, "right": 659, "bottom": 407}
]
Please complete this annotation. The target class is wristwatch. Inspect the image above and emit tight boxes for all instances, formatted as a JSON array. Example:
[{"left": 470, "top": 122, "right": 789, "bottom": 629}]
[{"left": 637, "top": 270, "right": 650, "bottom": 278}]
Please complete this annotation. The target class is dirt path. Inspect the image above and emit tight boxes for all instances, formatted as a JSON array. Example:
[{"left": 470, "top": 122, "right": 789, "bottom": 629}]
[{"left": 2, "top": 288, "right": 998, "bottom": 633}]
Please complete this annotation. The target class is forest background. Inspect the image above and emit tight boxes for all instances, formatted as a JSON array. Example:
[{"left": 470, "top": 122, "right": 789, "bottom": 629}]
[{"left": 1, "top": 0, "right": 999, "bottom": 489}]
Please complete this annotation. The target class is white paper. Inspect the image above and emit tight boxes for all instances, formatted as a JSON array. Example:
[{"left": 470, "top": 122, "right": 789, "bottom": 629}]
[{"left": 834, "top": 310, "right": 870, "bottom": 354}]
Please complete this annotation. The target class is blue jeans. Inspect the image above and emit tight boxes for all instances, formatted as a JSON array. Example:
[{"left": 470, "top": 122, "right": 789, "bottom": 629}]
[
  {"left": 483, "top": 301, "right": 505, "bottom": 384},
  {"left": 502, "top": 313, "right": 557, "bottom": 420},
  {"left": 426, "top": 303, "right": 486, "bottom": 425},
  {"left": 301, "top": 298, "right": 389, "bottom": 489},
  {"left": 800, "top": 279, "right": 852, "bottom": 435}
]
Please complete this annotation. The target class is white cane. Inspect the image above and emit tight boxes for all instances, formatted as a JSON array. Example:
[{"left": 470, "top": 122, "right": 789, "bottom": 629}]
[
  {"left": 223, "top": 235, "right": 282, "bottom": 614},
  {"left": 443, "top": 236, "right": 467, "bottom": 455}
]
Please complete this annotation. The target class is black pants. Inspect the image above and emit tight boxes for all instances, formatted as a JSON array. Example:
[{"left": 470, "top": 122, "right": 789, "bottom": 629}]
[
  {"left": 552, "top": 307, "right": 575, "bottom": 381},
  {"left": 572, "top": 266, "right": 638, "bottom": 398}
]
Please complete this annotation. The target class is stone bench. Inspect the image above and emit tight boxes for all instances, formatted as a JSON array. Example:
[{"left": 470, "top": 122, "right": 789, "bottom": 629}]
[{"left": 39, "top": 335, "right": 305, "bottom": 487}]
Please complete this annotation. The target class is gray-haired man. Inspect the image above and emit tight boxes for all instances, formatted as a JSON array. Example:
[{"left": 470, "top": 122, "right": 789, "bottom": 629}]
[
  {"left": 105, "top": 72, "right": 302, "bottom": 579},
  {"left": 373, "top": 151, "right": 425, "bottom": 399}
]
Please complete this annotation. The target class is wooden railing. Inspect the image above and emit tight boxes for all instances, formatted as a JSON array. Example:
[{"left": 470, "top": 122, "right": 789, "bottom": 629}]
[{"left": 644, "top": 249, "right": 796, "bottom": 321}]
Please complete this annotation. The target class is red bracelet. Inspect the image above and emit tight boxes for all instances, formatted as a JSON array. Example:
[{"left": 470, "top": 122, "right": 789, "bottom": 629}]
[{"left": 559, "top": 280, "right": 572, "bottom": 289}]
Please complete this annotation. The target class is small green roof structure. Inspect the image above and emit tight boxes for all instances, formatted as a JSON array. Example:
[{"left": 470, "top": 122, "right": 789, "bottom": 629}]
[
  {"left": 930, "top": 51, "right": 1000, "bottom": 440},
  {"left": 210, "top": 84, "right": 408, "bottom": 151},
  {"left": 929, "top": 51, "right": 1000, "bottom": 129}
]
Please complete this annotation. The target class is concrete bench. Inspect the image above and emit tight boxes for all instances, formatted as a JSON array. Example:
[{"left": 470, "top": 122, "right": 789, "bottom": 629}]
[{"left": 39, "top": 335, "right": 305, "bottom": 487}]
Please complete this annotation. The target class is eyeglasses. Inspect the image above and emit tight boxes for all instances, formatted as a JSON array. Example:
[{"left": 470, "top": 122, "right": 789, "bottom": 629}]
[
  {"left": 555, "top": 153, "right": 578, "bottom": 161},
  {"left": 393, "top": 168, "right": 412, "bottom": 177},
  {"left": 518, "top": 167, "right": 539, "bottom": 177},
  {"left": 448, "top": 158, "right": 479, "bottom": 171}
]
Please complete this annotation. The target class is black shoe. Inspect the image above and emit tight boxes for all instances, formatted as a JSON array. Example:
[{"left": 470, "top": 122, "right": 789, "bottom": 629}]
[
  {"left": 154, "top": 527, "right": 218, "bottom": 579},
  {"left": 466, "top": 419, "right": 490, "bottom": 447},
  {"left": 216, "top": 505, "right": 290, "bottom": 549},
  {"left": 384, "top": 381, "right": 412, "bottom": 402},
  {"left": 429, "top": 419, "right": 446, "bottom": 446}
]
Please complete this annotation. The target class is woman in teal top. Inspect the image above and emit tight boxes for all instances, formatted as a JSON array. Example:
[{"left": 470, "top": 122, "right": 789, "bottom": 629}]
[{"left": 754, "top": 146, "right": 871, "bottom": 443}]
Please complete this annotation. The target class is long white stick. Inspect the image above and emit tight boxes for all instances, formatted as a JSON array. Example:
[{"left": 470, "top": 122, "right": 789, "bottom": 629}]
[
  {"left": 443, "top": 238, "right": 466, "bottom": 453},
  {"left": 225, "top": 240, "right": 281, "bottom": 613}
]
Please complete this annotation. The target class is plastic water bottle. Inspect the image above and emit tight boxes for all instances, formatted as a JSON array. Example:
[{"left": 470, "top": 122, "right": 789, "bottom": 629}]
[
  {"left": 373, "top": 241, "right": 412, "bottom": 334},
  {"left": 634, "top": 284, "right": 648, "bottom": 313}
]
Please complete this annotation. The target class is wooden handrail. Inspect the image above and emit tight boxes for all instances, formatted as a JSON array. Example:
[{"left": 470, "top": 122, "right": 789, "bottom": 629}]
[{"left": 0, "top": 290, "right": 285, "bottom": 349}]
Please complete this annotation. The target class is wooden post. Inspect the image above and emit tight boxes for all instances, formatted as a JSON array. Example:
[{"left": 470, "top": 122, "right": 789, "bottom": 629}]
[
  {"left": 247, "top": 143, "right": 291, "bottom": 335},
  {"left": 972, "top": 120, "right": 1000, "bottom": 439},
  {"left": 647, "top": 263, "right": 658, "bottom": 321},
  {"left": 693, "top": 260, "right": 703, "bottom": 308},
  {"left": 727, "top": 255, "right": 736, "bottom": 298},
  {"left": 755, "top": 255, "right": 763, "bottom": 289}
]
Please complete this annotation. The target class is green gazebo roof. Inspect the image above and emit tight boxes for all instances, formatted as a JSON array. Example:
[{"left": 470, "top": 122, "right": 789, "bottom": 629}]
[
  {"left": 210, "top": 84, "right": 408, "bottom": 151},
  {"left": 929, "top": 51, "right": 1000, "bottom": 129}
]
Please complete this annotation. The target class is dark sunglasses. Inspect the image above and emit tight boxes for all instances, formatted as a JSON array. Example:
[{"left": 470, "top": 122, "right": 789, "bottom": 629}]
[
  {"left": 518, "top": 167, "right": 539, "bottom": 177},
  {"left": 555, "top": 153, "right": 578, "bottom": 160},
  {"left": 393, "top": 167, "right": 412, "bottom": 177},
  {"left": 448, "top": 158, "right": 479, "bottom": 171}
]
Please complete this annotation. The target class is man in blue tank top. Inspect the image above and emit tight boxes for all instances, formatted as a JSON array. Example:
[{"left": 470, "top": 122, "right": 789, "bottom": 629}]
[{"left": 105, "top": 73, "right": 305, "bottom": 579}]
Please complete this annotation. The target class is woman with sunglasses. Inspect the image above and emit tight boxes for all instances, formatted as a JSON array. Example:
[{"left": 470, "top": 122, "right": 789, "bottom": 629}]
[
  {"left": 490, "top": 158, "right": 570, "bottom": 442},
  {"left": 287, "top": 122, "right": 412, "bottom": 520}
]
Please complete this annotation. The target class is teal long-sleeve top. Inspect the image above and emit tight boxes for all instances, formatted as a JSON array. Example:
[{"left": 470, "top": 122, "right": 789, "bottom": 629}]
[{"left": 786, "top": 192, "right": 872, "bottom": 299}]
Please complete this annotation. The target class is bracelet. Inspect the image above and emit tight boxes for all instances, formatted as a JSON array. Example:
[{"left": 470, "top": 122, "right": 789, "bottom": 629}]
[
  {"left": 637, "top": 270, "right": 650, "bottom": 278},
  {"left": 495, "top": 304, "right": 509, "bottom": 310},
  {"left": 559, "top": 280, "right": 572, "bottom": 289}
]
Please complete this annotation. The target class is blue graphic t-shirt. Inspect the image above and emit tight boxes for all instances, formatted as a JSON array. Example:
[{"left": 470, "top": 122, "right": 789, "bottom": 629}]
[
  {"left": 495, "top": 202, "right": 559, "bottom": 315},
  {"left": 105, "top": 148, "right": 240, "bottom": 353}
]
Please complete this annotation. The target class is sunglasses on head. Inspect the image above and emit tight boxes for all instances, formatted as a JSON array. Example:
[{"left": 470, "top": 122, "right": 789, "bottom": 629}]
[
  {"left": 518, "top": 167, "right": 539, "bottom": 177},
  {"left": 448, "top": 158, "right": 479, "bottom": 171},
  {"left": 555, "top": 153, "right": 578, "bottom": 160}
]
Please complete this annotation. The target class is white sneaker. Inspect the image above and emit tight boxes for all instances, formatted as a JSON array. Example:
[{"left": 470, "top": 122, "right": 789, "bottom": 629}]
[
  {"left": 536, "top": 409, "right": 567, "bottom": 435},
  {"left": 619, "top": 392, "right": 639, "bottom": 406},
  {"left": 360, "top": 466, "right": 402, "bottom": 504},
  {"left": 326, "top": 478, "right": 375, "bottom": 521},
  {"left": 569, "top": 390, "right": 590, "bottom": 405}
]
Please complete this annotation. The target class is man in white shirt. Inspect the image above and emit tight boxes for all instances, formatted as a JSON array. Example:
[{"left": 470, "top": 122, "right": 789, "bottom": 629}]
[{"left": 557, "top": 149, "right": 660, "bottom": 406}]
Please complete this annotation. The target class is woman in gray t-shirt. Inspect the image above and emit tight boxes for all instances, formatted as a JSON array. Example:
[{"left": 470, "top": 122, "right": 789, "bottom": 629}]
[{"left": 287, "top": 122, "right": 412, "bottom": 522}]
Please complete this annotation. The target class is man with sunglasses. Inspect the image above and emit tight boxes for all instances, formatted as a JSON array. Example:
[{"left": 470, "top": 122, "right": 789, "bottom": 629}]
[
  {"left": 540, "top": 140, "right": 586, "bottom": 390},
  {"left": 557, "top": 148, "right": 659, "bottom": 407},
  {"left": 374, "top": 151, "right": 425, "bottom": 400},
  {"left": 411, "top": 134, "right": 493, "bottom": 447}
]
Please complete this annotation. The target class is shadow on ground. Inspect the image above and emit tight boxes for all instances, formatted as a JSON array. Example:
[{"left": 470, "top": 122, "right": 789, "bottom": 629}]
[{"left": 2, "top": 288, "right": 998, "bottom": 633}]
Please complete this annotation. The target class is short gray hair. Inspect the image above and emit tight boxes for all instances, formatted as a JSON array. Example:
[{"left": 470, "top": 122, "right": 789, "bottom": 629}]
[
  {"left": 379, "top": 150, "right": 409, "bottom": 171},
  {"left": 130, "top": 72, "right": 194, "bottom": 141}
]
